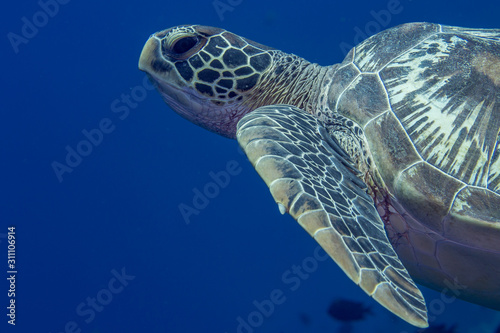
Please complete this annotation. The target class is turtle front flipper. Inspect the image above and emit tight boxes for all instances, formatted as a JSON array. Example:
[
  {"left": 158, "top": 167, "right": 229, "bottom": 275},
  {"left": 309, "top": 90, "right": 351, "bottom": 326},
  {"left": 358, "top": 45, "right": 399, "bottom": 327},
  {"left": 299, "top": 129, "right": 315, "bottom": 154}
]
[{"left": 236, "top": 105, "right": 428, "bottom": 328}]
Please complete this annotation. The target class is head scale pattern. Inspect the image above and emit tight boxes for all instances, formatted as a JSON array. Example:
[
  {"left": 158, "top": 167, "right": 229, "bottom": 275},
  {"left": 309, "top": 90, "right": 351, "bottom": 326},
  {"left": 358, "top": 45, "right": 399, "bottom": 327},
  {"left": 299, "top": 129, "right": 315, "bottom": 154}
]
[{"left": 156, "top": 25, "right": 273, "bottom": 106}]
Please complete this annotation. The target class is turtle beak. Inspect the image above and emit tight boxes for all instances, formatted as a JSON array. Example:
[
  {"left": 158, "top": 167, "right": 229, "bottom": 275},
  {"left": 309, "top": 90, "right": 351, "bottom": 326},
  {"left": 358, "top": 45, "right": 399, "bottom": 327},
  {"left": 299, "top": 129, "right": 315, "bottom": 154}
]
[
  {"left": 138, "top": 35, "right": 159, "bottom": 73},
  {"left": 138, "top": 33, "right": 179, "bottom": 88}
]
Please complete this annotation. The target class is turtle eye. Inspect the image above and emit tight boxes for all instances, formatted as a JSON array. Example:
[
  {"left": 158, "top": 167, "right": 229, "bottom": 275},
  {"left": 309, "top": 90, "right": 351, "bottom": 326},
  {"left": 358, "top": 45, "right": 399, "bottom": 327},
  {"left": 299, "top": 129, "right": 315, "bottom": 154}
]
[
  {"left": 171, "top": 36, "right": 199, "bottom": 55},
  {"left": 161, "top": 29, "right": 206, "bottom": 60}
]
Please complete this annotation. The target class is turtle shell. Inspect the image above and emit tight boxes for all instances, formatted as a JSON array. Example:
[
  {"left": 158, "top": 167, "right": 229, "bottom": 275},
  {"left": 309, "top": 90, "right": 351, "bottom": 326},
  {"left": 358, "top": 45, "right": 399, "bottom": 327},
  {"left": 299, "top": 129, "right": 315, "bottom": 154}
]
[{"left": 328, "top": 22, "right": 500, "bottom": 309}]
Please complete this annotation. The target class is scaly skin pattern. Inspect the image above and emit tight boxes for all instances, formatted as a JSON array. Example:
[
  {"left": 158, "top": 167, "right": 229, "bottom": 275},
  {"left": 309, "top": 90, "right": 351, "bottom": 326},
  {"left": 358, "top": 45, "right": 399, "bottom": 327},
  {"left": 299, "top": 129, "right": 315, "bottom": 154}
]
[{"left": 139, "top": 25, "right": 328, "bottom": 138}]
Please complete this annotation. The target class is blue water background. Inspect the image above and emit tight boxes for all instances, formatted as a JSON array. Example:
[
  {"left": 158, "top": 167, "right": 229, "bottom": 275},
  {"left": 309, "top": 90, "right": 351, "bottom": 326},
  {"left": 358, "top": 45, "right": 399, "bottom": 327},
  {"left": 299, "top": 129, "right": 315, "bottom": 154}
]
[{"left": 1, "top": 0, "right": 499, "bottom": 332}]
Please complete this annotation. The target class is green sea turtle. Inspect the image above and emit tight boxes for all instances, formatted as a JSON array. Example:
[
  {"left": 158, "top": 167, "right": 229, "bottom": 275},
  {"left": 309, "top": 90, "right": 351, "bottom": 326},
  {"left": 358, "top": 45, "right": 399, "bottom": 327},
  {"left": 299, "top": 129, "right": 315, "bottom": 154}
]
[{"left": 138, "top": 23, "right": 500, "bottom": 327}]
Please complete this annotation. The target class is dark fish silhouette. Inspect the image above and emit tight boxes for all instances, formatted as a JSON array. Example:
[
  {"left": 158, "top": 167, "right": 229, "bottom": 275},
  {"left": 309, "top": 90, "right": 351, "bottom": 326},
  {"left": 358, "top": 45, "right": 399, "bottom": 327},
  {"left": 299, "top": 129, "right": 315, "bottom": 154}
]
[
  {"left": 327, "top": 299, "right": 372, "bottom": 322},
  {"left": 299, "top": 312, "right": 311, "bottom": 326}
]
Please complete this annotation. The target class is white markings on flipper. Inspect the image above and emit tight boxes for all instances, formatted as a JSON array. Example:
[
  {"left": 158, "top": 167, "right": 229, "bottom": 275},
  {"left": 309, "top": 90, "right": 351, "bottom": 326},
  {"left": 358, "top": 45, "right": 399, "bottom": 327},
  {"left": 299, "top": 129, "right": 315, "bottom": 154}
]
[{"left": 236, "top": 104, "right": 429, "bottom": 328}]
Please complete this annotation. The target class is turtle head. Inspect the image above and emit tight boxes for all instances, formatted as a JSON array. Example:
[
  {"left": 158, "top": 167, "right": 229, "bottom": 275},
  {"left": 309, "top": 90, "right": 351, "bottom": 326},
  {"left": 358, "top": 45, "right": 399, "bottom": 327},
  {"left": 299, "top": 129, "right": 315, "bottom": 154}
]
[{"left": 139, "top": 25, "right": 276, "bottom": 138}]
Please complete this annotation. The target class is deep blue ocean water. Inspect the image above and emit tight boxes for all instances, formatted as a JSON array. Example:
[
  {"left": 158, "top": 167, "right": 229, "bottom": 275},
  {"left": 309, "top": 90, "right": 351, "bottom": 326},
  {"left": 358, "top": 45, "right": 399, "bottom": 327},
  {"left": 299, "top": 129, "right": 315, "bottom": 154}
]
[{"left": 1, "top": 0, "right": 500, "bottom": 332}]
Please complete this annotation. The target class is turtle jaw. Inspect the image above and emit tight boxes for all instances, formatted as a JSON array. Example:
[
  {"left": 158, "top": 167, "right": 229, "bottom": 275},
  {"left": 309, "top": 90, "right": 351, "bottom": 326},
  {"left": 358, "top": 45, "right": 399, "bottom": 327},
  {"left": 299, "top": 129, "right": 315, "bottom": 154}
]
[{"left": 148, "top": 70, "right": 242, "bottom": 139}]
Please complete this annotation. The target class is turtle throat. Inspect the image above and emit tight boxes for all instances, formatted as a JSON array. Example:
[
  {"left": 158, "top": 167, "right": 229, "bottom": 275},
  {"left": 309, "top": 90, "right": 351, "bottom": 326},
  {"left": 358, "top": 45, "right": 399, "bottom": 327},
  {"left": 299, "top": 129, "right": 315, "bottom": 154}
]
[{"left": 243, "top": 51, "right": 330, "bottom": 116}]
